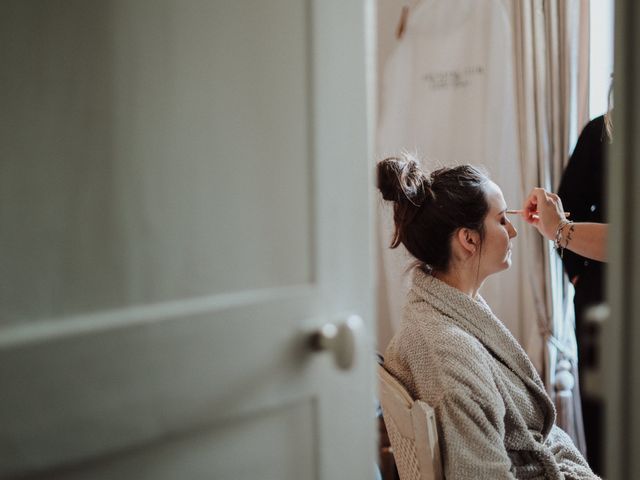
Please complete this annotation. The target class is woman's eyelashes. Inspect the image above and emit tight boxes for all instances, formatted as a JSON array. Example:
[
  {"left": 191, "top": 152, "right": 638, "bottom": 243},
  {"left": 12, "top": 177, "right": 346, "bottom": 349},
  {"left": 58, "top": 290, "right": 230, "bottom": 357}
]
[{"left": 500, "top": 215, "right": 507, "bottom": 225}]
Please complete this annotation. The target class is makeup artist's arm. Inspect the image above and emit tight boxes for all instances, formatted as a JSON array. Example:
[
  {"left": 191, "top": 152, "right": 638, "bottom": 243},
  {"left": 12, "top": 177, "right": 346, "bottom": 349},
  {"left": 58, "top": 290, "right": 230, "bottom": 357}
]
[{"left": 523, "top": 188, "right": 608, "bottom": 262}]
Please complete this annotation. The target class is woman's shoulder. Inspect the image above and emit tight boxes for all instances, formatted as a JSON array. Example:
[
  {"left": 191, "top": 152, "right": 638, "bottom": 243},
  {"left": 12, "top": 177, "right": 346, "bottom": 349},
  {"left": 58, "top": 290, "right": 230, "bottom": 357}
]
[
  {"left": 385, "top": 305, "right": 498, "bottom": 400},
  {"left": 587, "top": 114, "right": 605, "bottom": 130},
  {"left": 400, "top": 300, "right": 489, "bottom": 353}
]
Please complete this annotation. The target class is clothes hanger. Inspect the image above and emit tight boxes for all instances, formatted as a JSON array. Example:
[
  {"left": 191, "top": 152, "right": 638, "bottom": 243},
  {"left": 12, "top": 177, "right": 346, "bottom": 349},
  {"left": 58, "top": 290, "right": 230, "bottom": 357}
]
[{"left": 395, "top": 4, "right": 410, "bottom": 39}]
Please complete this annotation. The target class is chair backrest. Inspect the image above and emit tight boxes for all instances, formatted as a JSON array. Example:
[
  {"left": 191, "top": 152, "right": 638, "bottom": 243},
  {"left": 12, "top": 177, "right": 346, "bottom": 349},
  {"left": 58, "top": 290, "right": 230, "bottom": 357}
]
[{"left": 377, "top": 364, "right": 443, "bottom": 480}]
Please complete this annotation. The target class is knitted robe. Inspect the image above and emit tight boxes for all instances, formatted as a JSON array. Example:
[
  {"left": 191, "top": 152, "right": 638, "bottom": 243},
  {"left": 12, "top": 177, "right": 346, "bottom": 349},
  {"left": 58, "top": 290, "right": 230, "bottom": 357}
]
[{"left": 384, "top": 269, "right": 599, "bottom": 479}]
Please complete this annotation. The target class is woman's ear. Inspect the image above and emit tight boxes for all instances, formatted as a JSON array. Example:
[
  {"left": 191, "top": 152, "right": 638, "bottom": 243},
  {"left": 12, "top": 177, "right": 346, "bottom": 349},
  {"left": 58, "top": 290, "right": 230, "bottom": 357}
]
[{"left": 456, "top": 228, "right": 480, "bottom": 256}]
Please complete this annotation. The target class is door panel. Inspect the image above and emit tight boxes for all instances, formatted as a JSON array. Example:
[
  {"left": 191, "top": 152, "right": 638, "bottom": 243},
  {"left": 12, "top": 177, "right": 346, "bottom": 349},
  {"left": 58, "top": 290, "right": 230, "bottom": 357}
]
[
  {"left": 604, "top": 0, "right": 640, "bottom": 477},
  {"left": 0, "top": 0, "right": 313, "bottom": 326},
  {"left": 0, "top": 292, "right": 316, "bottom": 474},
  {"left": 38, "top": 401, "right": 316, "bottom": 480}
]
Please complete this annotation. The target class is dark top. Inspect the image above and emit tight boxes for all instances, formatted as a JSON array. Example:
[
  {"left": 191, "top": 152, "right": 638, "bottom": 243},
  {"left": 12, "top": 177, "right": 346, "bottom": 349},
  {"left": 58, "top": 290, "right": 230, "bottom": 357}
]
[{"left": 557, "top": 115, "right": 607, "bottom": 294}]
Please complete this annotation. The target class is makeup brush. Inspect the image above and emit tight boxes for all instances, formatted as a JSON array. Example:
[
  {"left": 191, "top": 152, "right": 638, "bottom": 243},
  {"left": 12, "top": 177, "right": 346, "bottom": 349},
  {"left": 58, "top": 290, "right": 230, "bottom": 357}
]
[{"left": 506, "top": 209, "right": 571, "bottom": 217}]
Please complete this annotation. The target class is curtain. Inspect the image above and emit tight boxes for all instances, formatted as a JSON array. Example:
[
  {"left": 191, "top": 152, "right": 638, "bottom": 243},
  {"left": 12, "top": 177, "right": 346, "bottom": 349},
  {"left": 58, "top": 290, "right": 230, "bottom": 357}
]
[{"left": 511, "top": 0, "right": 590, "bottom": 453}]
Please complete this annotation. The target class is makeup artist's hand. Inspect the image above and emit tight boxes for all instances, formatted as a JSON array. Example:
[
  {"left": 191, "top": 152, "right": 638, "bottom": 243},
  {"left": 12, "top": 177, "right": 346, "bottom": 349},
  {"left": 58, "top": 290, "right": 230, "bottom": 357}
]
[{"left": 522, "top": 188, "right": 566, "bottom": 240}]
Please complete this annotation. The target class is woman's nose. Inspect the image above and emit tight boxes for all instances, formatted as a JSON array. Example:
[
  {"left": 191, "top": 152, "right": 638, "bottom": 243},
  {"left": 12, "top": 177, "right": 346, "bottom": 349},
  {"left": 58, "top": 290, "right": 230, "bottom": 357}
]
[{"left": 509, "top": 222, "right": 518, "bottom": 238}]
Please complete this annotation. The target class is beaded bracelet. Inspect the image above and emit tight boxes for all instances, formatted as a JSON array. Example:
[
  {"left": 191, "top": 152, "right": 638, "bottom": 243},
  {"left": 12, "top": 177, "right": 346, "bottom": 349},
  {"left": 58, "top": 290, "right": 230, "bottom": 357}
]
[{"left": 554, "top": 219, "right": 575, "bottom": 258}]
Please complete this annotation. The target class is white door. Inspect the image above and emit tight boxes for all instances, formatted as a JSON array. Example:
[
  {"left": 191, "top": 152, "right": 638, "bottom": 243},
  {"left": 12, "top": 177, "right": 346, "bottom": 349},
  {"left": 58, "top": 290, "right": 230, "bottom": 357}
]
[
  {"left": 603, "top": 0, "right": 640, "bottom": 477},
  {"left": 0, "top": 1, "right": 376, "bottom": 479}
]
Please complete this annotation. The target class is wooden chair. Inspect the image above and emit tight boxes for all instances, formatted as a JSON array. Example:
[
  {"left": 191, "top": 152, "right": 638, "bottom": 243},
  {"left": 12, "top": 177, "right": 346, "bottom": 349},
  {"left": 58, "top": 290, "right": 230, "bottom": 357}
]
[{"left": 377, "top": 364, "right": 443, "bottom": 480}]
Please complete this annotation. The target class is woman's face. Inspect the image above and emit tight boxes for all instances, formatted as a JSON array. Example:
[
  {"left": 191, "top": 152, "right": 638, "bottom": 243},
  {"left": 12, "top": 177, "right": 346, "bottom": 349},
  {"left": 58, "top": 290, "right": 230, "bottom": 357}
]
[{"left": 478, "top": 181, "right": 517, "bottom": 278}]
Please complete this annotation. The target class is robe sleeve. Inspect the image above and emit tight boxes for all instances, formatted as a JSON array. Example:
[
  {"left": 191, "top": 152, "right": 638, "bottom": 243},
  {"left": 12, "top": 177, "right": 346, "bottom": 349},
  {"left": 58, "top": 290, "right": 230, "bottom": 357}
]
[
  {"left": 544, "top": 425, "right": 602, "bottom": 479},
  {"left": 435, "top": 388, "right": 517, "bottom": 479}
]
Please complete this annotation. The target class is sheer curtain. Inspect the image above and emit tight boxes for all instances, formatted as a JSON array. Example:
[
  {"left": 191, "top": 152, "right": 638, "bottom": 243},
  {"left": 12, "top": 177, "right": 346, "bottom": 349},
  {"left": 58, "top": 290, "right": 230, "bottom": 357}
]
[{"left": 511, "top": 0, "right": 590, "bottom": 452}]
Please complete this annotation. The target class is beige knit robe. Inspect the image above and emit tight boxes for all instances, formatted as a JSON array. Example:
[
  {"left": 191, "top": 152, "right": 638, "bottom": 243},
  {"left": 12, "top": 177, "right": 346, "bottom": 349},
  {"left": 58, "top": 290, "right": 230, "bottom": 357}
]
[{"left": 384, "top": 269, "right": 599, "bottom": 479}]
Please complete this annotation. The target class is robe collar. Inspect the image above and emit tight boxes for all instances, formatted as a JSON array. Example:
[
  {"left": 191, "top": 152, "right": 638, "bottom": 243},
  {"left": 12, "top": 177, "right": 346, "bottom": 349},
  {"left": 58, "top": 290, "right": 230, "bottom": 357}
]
[{"left": 409, "top": 268, "right": 556, "bottom": 436}]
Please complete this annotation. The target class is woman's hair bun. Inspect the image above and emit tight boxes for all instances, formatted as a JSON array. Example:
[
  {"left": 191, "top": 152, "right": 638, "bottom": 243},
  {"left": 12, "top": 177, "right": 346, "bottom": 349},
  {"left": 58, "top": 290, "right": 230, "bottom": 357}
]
[{"left": 376, "top": 153, "right": 432, "bottom": 206}]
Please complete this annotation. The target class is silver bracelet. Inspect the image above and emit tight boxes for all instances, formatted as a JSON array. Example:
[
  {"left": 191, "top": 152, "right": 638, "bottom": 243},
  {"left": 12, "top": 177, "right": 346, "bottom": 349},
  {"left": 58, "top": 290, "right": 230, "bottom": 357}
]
[{"left": 554, "top": 219, "right": 574, "bottom": 258}]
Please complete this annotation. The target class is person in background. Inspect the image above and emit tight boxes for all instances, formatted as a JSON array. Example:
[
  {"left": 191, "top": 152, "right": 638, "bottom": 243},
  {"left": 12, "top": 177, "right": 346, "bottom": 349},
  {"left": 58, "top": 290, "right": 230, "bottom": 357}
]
[{"left": 522, "top": 105, "right": 612, "bottom": 475}]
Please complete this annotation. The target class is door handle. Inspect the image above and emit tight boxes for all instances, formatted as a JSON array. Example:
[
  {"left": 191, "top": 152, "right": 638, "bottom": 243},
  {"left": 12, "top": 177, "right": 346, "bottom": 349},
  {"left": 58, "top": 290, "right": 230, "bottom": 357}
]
[{"left": 309, "top": 315, "right": 362, "bottom": 370}]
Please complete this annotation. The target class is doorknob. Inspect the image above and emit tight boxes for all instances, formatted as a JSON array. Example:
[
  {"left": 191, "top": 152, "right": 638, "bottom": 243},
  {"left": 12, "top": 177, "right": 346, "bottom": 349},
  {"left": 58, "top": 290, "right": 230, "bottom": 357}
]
[{"left": 309, "top": 315, "right": 362, "bottom": 370}]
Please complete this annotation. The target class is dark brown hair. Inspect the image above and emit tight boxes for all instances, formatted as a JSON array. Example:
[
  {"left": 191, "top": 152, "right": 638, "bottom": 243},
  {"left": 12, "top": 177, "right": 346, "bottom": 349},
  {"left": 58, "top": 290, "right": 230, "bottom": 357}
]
[{"left": 377, "top": 154, "right": 491, "bottom": 272}]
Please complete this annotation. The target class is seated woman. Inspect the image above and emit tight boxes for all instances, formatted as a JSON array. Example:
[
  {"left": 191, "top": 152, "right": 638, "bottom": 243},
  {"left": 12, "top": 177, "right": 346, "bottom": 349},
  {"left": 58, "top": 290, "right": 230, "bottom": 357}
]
[{"left": 378, "top": 155, "right": 599, "bottom": 479}]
